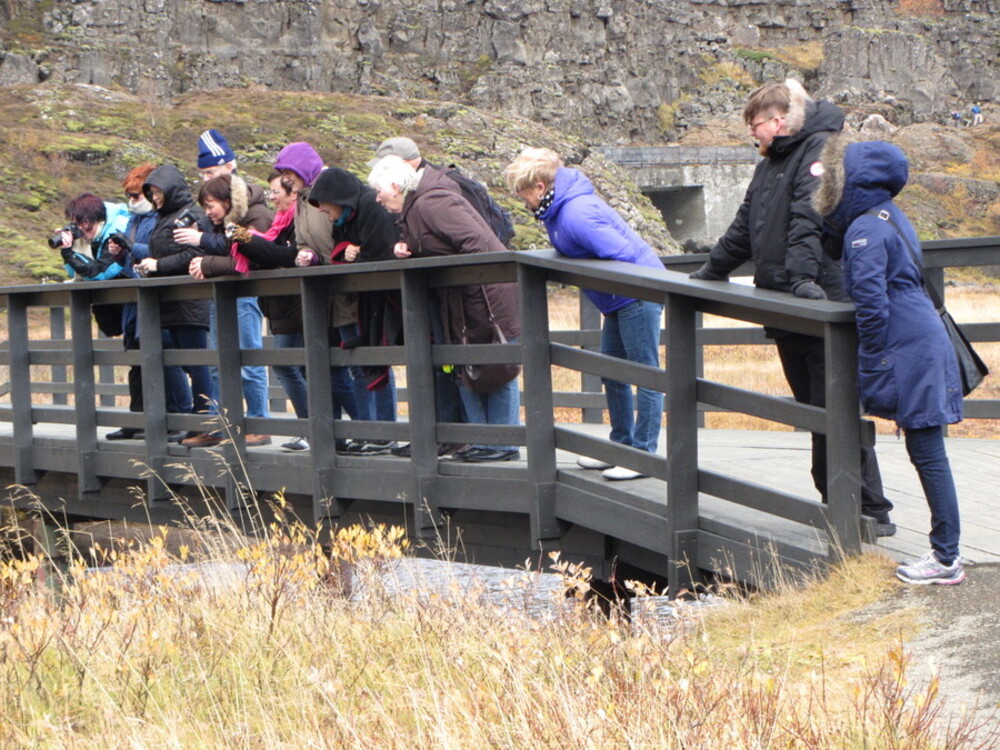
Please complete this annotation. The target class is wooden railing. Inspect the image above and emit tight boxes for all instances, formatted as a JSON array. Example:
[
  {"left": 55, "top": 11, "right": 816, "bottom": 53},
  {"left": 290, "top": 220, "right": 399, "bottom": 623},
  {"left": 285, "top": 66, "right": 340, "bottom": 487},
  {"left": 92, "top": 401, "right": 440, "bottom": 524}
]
[{"left": 2, "top": 238, "right": 998, "bottom": 591}]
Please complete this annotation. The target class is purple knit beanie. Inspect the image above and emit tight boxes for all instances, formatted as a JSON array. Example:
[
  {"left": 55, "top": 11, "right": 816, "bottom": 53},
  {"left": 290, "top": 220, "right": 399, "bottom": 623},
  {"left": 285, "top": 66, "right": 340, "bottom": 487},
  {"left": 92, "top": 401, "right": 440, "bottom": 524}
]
[{"left": 274, "top": 142, "right": 324, "bottom": 187}]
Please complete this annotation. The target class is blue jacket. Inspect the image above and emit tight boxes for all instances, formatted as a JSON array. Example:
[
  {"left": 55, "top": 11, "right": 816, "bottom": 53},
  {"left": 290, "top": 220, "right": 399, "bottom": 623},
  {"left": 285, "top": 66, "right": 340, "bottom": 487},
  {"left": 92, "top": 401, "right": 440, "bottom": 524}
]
[
  {"left": 829, "top": 141, "right": 962, "bottom": 429},
  {"left": 63, "top": 201, "right": 132, "bottom": 280},
  {"left": 539, "top": 167, "right": 663, "bottom": 314},
  {"left": 120, "top": 209, "right": 157, "bottom": 340}
]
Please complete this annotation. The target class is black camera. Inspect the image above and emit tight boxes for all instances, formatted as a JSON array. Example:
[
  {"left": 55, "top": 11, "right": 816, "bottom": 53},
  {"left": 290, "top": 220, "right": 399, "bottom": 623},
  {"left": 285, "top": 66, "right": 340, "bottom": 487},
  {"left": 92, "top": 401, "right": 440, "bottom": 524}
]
[
  {"left": 174, "top": 209, "right": 198, "bottom": 229},
  {"left": 47, "top": 223, "right": 82, "bottom": 249},
  {"left": 107, "top": 232, "right": 133, "bottom": 254}
]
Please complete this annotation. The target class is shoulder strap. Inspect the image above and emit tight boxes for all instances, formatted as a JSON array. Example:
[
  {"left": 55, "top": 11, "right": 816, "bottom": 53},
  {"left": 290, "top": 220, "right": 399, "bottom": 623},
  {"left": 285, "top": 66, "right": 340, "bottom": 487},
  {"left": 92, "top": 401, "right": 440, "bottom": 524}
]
[{"left": 863, "top": 209, "right": 944, "bottom": 310}]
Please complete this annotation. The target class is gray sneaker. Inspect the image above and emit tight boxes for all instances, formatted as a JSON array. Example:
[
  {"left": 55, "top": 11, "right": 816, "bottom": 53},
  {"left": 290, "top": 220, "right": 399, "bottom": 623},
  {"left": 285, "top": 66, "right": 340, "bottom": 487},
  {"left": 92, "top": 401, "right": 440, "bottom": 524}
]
[
  {"left": 896, "top": 551, "right": 966, "bottom": 585},
  {"left": 352, "top": 440, "right": 398, "bottom": 456},
  {"left": 280, "top": 437, "right": 310, "bottom": 452}
]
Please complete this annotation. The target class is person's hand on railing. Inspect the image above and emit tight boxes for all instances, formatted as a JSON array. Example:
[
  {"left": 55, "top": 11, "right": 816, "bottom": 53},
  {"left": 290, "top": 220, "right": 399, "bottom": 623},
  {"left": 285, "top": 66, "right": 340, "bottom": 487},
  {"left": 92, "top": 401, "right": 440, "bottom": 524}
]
[
  {"left": 689, "top": 263, "right": 728, "bottom": 281},
  {"left": 344, "top": 243, "right": 361, "bottom": 262},
  {"left": 393, "top": 241, "right": 411, "bottom": 259},
  {"left": 295, "top": 247, "right": 319, "bottom": 267},
  {"left": 135, "top": 258, "right": 158, "bottom": 277},
  {"left": 188, "top": 257, "right": 206, "bottom": 280},
  {"left": 791, "top": 279, "right": 827, "bottom": 300}
]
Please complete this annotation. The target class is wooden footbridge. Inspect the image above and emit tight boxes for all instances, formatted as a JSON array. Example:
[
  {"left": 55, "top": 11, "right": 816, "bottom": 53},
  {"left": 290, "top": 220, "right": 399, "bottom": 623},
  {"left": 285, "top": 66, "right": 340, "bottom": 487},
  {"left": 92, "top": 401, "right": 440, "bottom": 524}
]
[{"left": 2, "top": 243, "right": 998, "bottom": 593}]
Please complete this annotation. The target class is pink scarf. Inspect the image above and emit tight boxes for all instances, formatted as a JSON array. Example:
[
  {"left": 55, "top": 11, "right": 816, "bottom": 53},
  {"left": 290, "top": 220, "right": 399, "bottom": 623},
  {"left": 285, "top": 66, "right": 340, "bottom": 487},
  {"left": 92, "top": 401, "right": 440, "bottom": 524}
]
[{"left": 230, "top": 207, "right": 296, "bottom": 275}]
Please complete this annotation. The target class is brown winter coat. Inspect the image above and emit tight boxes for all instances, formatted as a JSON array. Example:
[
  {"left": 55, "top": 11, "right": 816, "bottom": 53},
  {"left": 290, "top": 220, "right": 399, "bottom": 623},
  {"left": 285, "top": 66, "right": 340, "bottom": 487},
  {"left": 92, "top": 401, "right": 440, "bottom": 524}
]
[{"left": 398, "top": 167, "right": 520, "bottom": 346}]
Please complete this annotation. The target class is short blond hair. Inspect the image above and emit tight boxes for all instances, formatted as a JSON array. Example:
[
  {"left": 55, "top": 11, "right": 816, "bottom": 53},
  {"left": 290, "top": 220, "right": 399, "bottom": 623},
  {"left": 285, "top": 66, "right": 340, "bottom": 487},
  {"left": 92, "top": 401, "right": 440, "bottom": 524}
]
[{"left": 504, "top": 147, "right": 563, "bottom": 194}]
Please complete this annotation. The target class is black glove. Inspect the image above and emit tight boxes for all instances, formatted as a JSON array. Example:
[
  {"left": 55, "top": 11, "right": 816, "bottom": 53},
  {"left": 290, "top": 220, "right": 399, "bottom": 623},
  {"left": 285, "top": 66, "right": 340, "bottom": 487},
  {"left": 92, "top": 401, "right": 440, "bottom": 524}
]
[
  {"left": 107, "top": 232, "right": 133, "bottom": 256},
  {"left": 60, "top": 246, "right": 74, "bottom": 263},
  {"left": 689, "top": 263, "right": 728, "bottom": 281},
  {"left": 792, "top": 279, "right": 827, "bottom": 300}
]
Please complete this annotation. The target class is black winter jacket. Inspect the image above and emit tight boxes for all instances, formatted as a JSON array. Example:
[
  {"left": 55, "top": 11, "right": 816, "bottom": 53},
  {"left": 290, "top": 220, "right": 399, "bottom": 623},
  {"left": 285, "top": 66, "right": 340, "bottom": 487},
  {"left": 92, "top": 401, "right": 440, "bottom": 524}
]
[
  {"left": 142, "top": 164, "right": 211, "bottom": 329},
  {"left": 703, "top": 100, "right": 849, "bottom": 302},
  {"left": 238, "top": 221, "right": 304, "bottom": 335}
]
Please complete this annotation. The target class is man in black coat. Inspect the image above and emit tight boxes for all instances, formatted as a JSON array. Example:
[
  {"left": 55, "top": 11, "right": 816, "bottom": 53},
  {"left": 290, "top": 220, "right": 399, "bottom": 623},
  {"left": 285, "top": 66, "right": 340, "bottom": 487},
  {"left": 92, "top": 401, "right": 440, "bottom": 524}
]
[{"left": 690, "top": 78, "right": 896, "bottom": 535}]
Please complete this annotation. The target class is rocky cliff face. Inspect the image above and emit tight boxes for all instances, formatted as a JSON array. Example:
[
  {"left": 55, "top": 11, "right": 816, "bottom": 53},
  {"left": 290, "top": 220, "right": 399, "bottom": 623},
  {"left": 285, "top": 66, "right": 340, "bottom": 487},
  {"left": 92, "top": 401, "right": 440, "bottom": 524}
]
[{"left": 1, "top": 0, "right": 996, "bottom": 143}]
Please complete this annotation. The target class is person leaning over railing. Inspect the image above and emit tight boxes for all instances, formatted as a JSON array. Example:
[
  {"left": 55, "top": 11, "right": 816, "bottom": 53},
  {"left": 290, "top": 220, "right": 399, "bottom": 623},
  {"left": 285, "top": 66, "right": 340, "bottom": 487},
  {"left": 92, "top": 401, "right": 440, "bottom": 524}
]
[
  {"left": 135, "top": 164, "right": 213, "bottom": 439},
  {"left": 176, "top": 173, "right": 274, "bottom": 448},
  {"left": 505, "top": 147, "right": 664, "bottom": 481},
  {"left": 368, "top": 154, "right": 522, "bottom": 463},
  {"left": 307, "top": 166, "right": 403, "bottom": 456},
  {"left": 276, "top": 142, "right": 362, "bottom": 437},
  {"left": 223, "top": 171, "right": 310, "bottom": 453},
  {"left": 814, "top": 136, "right": 966, "bottom": 586},
  {"left": 104, "top": 163, "right": 158, "bottom": 441}
]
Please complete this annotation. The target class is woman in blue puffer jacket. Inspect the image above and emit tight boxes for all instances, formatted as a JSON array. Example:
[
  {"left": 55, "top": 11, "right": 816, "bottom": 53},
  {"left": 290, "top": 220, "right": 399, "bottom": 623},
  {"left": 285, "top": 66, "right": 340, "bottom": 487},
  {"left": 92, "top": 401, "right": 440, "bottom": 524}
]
[
  {"left": 506, "top": 147, "right": 664, "bottom": 481},
  {"left": 814, "top": 135, "right": 965, "bottom": 586}
]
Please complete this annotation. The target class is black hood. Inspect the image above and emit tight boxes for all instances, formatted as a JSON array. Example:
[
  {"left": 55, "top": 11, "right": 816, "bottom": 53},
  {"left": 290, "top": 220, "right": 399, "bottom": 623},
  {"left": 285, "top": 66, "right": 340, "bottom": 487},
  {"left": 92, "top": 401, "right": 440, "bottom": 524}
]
[
  {"left": 143, "top": 164, "right": 194, "bottom": 214},
  {"left": 308, "top": 167, "right": 364, "bottom": 211},
  {"left": 770, "top": 100, "right": 845, "bottom": 157}
]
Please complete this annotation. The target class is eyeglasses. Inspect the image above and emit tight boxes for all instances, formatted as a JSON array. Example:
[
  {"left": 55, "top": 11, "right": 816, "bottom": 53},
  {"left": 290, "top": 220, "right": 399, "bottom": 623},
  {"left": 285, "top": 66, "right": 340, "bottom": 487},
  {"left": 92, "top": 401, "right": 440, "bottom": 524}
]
[
  {"left": 749, "top": 115, "right": 782, "bottom": 135},
  {"left": 126, "top": 192, "right": 141, "bottom": 199}
]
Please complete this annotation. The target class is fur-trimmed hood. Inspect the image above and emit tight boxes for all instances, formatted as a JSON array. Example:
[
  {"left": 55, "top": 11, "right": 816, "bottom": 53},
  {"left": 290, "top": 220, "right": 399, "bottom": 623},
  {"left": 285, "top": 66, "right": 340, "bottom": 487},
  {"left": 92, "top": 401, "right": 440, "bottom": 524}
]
[
  {"left": 813, "top": 134, "right": 909, "bottom": 227},
  {"left": 223, "top": 174, "right": 250, "bottom": 225},
  {"left": 783, "top": 78, "right": 809, "bottom": 136}
]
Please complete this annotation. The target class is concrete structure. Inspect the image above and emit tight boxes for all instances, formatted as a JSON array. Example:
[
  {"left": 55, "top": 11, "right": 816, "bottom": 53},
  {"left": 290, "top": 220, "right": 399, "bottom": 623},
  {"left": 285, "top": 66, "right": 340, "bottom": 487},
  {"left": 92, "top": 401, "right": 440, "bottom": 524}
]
[{"left": 600, "top": 146, "right": 759, "bottom": 252}]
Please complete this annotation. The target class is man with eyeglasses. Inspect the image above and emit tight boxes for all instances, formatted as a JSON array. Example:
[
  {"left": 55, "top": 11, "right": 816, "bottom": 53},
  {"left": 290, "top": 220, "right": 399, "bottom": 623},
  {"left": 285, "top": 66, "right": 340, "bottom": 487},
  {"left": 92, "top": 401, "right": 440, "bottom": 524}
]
[{"left": 689, "top": 78, "right": 896, "bottom": 537}]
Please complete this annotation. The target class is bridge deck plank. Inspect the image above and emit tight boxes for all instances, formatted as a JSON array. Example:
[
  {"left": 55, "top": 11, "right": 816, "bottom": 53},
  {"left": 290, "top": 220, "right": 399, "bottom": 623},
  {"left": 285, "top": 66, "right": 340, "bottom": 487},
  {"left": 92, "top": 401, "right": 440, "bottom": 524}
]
[{"left": 2, "top": 420, "right": 997, "bottom": 566}]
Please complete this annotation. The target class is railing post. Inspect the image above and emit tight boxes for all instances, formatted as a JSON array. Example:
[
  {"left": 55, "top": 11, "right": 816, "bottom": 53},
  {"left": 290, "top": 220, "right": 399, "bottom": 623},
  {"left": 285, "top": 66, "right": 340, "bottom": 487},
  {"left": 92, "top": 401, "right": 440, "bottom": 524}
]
[
  {"left": 518, "top": 264, "right": 565, "bottom": 542},
  {"left": 665, "top": 293, "right": 700, "bottom": 596},
  {"left": 824, "top": 320, "right": 863, "bottom": 557},
  {"left": 301, "top": 275, "right": 344, "bottom": 523},
  {"left": 137, "top": 285, "right": 171, "bottom": 503},
  {"left": 579, "top": 294, "right": 603, "bottom": 424},
  {"left": 70, "top": 290, "right": 101, "bottom": 495},
  {"left": 400, "top": 268, "right": 443, "bottom": 534},
  {"left": 8, "top": 295, "right": 39, "bottom": 485},
  {"left": 213, "top": 283, "right": 250, "bottom": 511},
  {"left": 49, "top": 307, "right": 68, "bottom": 406}
]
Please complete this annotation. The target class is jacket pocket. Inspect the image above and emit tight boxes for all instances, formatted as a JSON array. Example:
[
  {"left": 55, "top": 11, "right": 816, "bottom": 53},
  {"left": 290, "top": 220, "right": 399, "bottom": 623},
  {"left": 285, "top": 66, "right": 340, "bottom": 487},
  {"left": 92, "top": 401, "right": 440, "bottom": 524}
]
[{"left": 858, "top": 349, "right": 897, "bottom": 417}]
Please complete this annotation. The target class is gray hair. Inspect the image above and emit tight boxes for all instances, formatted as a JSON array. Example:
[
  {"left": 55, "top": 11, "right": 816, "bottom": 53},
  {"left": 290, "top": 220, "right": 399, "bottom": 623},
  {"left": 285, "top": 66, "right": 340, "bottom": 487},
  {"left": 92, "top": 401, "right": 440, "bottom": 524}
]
[{"left": 367, "top": 155, "right": 420, "bottom": 195}]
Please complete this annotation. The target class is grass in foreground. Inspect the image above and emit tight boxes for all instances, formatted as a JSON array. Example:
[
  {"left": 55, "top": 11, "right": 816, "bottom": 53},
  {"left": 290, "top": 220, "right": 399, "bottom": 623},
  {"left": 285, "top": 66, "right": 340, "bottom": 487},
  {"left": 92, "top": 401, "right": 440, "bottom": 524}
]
[{"left": 1, "top": 506, "right": 997, "bottom": 748}]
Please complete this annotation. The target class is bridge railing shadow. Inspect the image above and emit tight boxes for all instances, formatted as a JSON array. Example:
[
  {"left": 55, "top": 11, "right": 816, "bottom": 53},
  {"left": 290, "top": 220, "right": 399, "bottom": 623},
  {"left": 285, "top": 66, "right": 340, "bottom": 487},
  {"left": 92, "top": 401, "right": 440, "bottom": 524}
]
[{"left": 2, "top": 238, "right": 998, "bottom": 591}]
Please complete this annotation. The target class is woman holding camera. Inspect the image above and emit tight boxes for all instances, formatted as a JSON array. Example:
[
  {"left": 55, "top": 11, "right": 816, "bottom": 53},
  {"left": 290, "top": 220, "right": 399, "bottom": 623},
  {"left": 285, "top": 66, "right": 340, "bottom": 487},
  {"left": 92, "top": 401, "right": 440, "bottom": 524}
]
[{"left": 136, "top": 164, "right": 213, "bottom": 427}]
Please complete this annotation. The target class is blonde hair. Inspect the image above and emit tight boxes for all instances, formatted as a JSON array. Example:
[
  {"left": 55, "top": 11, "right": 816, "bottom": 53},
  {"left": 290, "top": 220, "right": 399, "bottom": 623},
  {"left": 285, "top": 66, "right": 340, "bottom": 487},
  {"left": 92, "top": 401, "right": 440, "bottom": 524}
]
[
  {"left": 504, "top": 147, "right": 563, "bottom": 194},
  {"left": 367, "top": 154, "right": 420, "bottom": 195}
]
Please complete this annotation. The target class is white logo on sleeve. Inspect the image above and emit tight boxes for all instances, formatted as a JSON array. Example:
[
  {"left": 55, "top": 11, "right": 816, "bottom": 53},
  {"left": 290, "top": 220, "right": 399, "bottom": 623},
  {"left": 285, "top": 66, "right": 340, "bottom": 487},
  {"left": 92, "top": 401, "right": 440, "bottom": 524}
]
[
  {"left": 851, "top": 238, "right": 868, "bottom": 248},
  {"left": 809, "top": 161, "right": 825, "bottom": 177}
]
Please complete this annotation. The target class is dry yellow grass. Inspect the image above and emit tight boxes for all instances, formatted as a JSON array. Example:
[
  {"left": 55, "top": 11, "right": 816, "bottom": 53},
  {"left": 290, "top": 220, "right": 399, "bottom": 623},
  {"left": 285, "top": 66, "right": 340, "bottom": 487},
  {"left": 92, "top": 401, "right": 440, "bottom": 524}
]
[{"left": 2, "top": 502, "right": 996, "bottom": 748}]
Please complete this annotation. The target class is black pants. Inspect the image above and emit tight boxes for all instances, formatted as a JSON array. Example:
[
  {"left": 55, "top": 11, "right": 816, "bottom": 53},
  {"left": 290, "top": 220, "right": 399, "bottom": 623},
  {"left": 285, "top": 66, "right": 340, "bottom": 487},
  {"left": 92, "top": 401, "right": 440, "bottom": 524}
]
[
  {"left": 775, "top": 332, "right": 893, "bottom": 520},
  {"left": 123, "top": 329, "right": 143, "bottom": 414}
]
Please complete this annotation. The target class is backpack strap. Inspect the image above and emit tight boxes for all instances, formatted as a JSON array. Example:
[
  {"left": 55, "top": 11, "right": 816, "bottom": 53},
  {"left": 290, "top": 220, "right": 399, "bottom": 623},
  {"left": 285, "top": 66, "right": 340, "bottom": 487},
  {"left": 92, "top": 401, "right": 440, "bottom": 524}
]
[{"left": 863, "top": 209, "right": 944, "bottom": 310}]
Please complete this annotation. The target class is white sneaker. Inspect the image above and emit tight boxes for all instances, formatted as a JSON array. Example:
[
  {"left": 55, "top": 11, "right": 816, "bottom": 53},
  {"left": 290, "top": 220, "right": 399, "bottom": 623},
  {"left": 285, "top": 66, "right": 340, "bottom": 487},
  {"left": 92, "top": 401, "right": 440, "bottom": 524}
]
[
  {"left": 602, "top": 466, "right": 647, "bottom": 481},
  {"left": 281, "top": 437, "right": 310, "bottom": 452},
  {"left": 577, "top": 456, "right": 614, "bottom": 470}
]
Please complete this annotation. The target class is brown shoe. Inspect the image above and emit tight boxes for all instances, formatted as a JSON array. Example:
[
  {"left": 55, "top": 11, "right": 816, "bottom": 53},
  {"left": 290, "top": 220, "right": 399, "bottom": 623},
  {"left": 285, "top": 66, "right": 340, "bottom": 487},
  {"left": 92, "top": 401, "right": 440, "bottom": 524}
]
[
  {"left": 181, "top": 431, "right": 223, "bottom": 448},
  {"left": 244, "top": 434, "right": 272, "bottom": 447}
]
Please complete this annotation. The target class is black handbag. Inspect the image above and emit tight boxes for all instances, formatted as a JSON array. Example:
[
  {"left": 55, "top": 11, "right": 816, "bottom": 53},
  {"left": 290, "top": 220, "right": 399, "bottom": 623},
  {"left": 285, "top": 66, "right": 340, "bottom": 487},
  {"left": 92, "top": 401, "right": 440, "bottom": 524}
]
[
  {"left": 867, "top": 209, "right": 989, "bottom": 396},
  {"left": 459, "top": 286, "right": 521, "bottom": 394}
]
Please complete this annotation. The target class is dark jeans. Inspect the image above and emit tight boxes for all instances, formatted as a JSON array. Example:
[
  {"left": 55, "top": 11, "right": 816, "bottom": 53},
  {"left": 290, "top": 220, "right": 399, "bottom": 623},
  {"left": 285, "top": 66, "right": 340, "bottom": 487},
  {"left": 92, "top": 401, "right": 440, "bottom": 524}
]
[
  {"left": 906, "top": 426, "right": 961, "bottom": 565},
  {"left": 162, "top": 325, "right": 212, "bottom": 415},
  {"left": 775, "top": 332, "right": 893, "bottom": 520}
]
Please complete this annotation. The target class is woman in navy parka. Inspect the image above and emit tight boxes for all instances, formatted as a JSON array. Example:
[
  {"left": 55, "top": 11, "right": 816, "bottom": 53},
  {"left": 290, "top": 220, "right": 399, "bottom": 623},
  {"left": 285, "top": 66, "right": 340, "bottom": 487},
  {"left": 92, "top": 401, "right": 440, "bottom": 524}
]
[
  {"left": 814, "top": 135, "right": 965, "bottom": 585},
  {"left": 506, "top": 147, "right": 664, "bottom": 481}
]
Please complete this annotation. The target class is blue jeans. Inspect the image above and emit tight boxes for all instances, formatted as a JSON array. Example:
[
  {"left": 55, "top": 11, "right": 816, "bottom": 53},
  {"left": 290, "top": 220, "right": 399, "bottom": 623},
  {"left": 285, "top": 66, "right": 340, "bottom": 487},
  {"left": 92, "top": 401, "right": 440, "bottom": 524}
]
[
  {"left": 272, "top": 332, "right": 309, "bottom": 419},
  {"left": 601, "top": 299, "right": 664, "bottom": 454},
  {"left": 905, "top": 426, "right": 961, "bottom": 565},
  {"left": 162, "top": 326, "right": 212, "bottom": 414},
  {"left": 328, "top": 327, "right": 360, "bottom": 421},
  {"left": 208, "top": 298, "right": 269, "bottom": 418},
  {"left": 458, "top": 339, "right": 521, "bottom": 452}
]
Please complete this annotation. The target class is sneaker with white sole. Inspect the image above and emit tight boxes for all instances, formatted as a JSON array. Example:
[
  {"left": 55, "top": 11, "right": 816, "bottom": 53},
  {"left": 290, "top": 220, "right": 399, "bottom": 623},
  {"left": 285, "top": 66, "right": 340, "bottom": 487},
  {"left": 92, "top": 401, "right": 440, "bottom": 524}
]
[
  {"left": 602, "top": 466, "right": 647, "bottom": 481},
  {"left": 577, "top": 456, "right": 614, "bottom": 470},
  {"left": 896, "top": 550, "right": 966, "bottom": 585},
  {"left": 352, "top": 440, "right": 398, "bottom": 456},
  {"left": 281, "top": 437, "right": 310, "bottom": 452}
]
